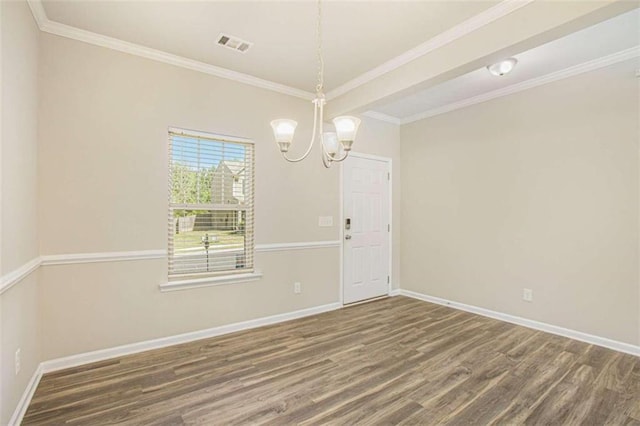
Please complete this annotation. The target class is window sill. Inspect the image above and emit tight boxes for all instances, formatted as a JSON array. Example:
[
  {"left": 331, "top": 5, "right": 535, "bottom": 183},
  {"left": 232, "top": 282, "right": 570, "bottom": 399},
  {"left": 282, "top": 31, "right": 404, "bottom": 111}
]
[{"left": 159, "top": 271, "right": 263, "bottom": 292}]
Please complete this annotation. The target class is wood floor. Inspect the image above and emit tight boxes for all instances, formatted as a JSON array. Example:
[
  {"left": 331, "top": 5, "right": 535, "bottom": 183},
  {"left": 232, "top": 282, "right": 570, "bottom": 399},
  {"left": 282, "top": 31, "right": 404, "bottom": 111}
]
[{"left": 24, "top": 296, "right": 640, "bottom": 425}]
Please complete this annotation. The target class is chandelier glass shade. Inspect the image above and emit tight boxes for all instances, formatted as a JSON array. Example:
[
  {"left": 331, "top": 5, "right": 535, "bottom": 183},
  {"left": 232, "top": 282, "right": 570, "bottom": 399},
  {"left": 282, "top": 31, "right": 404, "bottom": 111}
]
[{"left": 270, "top": 0, "right": 361, "bottom": 168}]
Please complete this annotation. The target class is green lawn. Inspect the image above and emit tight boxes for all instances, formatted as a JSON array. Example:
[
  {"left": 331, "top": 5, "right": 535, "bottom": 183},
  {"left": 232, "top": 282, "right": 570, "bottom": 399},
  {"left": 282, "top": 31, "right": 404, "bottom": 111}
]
[{"left": 173, "top": 229, "right": 245, "bottom": 251}]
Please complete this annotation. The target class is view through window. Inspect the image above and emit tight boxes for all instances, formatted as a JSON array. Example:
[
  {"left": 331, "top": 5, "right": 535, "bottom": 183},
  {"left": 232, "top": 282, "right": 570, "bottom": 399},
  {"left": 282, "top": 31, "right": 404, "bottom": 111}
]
[{"left": 168, "top": 129, "right": 254, "bottom": 277}]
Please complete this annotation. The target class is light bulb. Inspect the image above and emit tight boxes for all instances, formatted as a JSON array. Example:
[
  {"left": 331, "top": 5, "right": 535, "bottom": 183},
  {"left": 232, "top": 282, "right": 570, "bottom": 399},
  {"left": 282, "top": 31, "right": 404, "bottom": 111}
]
[{"left": 322, "top": 132, "right": 339, "bottom": 156}]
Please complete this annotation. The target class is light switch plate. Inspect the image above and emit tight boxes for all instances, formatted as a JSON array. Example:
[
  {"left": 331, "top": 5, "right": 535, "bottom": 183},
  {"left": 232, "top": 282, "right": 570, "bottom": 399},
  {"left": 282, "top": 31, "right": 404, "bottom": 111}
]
[{"left": 318, "top": 216, "right": 333, "bottom": 227}]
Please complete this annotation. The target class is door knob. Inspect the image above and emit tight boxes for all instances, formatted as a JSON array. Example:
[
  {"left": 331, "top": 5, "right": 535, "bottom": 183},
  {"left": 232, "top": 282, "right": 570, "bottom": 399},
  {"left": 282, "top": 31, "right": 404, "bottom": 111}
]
[{"left": 345, "top": 235, "right": 352, "bottom": 240}]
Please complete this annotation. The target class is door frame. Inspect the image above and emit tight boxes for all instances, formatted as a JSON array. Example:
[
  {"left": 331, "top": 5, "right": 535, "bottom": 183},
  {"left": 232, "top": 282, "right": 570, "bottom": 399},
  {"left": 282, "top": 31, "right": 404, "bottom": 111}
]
[{"left": 340, "top": 152, "right": 393, "bottom": 306}]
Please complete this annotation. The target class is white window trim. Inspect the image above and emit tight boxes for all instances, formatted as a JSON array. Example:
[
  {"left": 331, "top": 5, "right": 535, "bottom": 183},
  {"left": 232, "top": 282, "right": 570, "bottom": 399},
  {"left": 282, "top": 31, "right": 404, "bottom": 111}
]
[
  {"left": 160, "top": 271, "right": 263, "bottom": 292},
  {"left": 167, "top": 126, "right": 256, "bottom": 280},
  {"left": 168, "top": 127, "right": 253, "bottom": 145}
]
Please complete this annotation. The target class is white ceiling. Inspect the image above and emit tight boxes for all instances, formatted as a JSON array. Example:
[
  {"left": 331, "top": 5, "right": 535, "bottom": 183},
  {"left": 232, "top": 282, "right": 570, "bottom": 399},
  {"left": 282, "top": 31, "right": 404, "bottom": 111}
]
[
  {"left": 41, "top": 0, "right": 499, "bottom": 93},
  {"left": 370, "top": 7, "right": 640, "bottom": 122}
]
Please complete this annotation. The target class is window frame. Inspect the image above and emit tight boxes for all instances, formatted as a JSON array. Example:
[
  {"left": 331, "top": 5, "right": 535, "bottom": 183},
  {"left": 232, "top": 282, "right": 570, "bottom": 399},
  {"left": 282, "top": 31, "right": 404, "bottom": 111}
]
[{"left": 167, "top": 127, "right": 256, "bottom": 283}]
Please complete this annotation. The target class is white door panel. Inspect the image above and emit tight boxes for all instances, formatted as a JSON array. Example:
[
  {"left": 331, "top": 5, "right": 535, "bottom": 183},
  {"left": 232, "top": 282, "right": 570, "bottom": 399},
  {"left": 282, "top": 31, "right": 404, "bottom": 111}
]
[{"left": 343, "top": 156, "right": 390, "bottom": 304}]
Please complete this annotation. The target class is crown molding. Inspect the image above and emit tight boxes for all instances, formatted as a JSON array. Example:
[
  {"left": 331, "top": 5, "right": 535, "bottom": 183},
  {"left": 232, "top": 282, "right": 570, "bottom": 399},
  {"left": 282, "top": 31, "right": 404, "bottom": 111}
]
[
  {"left": 400, "top": 45, "right": 640, "bottom": 125},
  {"left": 25, "top": 0, "right": 534, "bottom": 104},
  {"left": 25, "top": 1, "right": 315, "bottom": 101},
  {"left": 361, "top": 111, "right": 402, "bottom": 125},
  {"left": 325, "top": 0, "right": 535, "bottom": 101},
  {"left": 26, "top": 0, "right": 47, "bottom": 28},
  {"left": 26, "top": 0, "right": 633, "bottom": 125}
]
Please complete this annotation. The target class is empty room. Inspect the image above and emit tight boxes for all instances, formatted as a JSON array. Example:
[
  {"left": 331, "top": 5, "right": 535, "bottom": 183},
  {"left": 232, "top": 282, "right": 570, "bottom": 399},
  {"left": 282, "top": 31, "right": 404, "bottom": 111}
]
[{"left": 1, "top": 0, "right": 639, "bottom": 424}]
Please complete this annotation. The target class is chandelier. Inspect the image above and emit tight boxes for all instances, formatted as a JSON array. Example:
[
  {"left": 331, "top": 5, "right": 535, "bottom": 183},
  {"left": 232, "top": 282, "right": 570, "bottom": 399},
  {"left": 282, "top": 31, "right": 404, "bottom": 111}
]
[{"left": 270, "top": 0, "right": 361, "bottom": 168}]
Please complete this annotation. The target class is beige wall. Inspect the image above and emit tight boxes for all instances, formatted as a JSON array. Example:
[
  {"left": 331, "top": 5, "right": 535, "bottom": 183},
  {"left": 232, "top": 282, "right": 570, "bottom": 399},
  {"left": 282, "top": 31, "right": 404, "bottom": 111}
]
[
  {"left": 40, "top": 251, "right": 338, "bottom": 359},
  {"left": 401, "top": 60, "right": 639, "bottom": 345},
  {"left": 2, "top": 1, "right": 39, "bottom": 274},
  {"left": 0, "top": 1, "right": 41, "bottom": 424},
  {"left": 37, "top": 33, "right": 400, "bottom": 360}
]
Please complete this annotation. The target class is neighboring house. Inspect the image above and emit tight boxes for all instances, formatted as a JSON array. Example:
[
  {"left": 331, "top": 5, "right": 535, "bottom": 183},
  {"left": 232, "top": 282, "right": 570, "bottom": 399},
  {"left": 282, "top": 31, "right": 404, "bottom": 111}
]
[
  {"left": 208, "top": 160, "right": 247, "bottom": 231},
  {"left": 212, "top": 160, "right": 246, "bottom": 205}
]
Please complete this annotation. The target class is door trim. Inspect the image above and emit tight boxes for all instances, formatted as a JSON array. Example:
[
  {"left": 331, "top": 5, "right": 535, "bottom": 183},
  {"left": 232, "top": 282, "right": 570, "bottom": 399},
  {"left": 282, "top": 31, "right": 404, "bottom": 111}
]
[{"left": 340, "top": 152, "right": 393, "bottom": 306}]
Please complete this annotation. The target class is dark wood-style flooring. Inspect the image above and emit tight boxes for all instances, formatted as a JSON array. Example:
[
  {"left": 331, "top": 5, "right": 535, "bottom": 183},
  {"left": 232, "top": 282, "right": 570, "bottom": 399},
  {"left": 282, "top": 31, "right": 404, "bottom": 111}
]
[{"left": 24, "top": 296, "right": 640, "bottom": 425}]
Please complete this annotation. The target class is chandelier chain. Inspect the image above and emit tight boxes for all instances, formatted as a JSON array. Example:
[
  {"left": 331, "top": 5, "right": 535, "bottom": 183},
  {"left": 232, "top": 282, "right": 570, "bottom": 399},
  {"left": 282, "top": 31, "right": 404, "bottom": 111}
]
[
  {"left": 315, "top": 0, "right": 324, "bottom": 95},
  {"left": 272, "top": 0, "right": 358, "bottom": 169}
]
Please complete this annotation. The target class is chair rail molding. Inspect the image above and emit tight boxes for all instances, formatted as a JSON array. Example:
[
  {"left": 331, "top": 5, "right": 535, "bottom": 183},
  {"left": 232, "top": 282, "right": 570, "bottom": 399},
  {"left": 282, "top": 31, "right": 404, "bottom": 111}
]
[
  {"left": 40, "top": 250, "right": 167, "bottom": 266},
  {"left": 0, "top": 241, "right": 342, "bottom": 295},
  {"left": 0, "top": 257, "right": 41, "bottom": 295},
  {"left": 255, "top": 240, "right": 341, "bottom": 252}
]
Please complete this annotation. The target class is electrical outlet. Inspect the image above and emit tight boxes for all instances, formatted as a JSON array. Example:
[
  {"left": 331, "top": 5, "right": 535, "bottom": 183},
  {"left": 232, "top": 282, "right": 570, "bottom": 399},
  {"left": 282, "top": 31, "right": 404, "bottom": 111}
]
[
  {"left": 318, "top": 216, "right": 333, "bottom": 227},
  {"left": 15, "top": 348, "right": 21, "bottom": 375},
  {"left": 523, "top": 288, "right": 533, "bottom": 303},
  {"left": 294, "top": 282, "right": 301, "bottom": 294}
]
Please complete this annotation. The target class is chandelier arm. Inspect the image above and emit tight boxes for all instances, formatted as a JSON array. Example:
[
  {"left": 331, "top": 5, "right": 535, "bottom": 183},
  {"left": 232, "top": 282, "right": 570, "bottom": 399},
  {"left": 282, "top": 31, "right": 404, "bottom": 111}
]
[
  {"left": 282, "top": 100, "right": 320, "bottom": 163},
  {"left": 274, "top": 0, "right": 356, "bottom": 169},
  {"left": 329, "top": 150, "right": 350, "bottom": 163},
  {"left": 318, "top": 103, "right": 333, "bottom": 168},
  {"left": 321, "top": 150, "right": 332, "bottom": 168}
]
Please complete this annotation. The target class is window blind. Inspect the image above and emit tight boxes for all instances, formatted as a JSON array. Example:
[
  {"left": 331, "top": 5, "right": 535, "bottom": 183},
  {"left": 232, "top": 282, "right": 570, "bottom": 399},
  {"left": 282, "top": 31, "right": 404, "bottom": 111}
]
[{"left": 168, "top": 128, "right": 254, "bottom": 278}]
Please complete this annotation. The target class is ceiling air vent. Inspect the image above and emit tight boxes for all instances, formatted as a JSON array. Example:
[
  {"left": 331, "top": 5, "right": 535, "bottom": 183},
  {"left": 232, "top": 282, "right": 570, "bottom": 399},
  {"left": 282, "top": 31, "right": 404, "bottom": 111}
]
[{"left": 217, "top": 33, "right": 252, "bottom": 53}]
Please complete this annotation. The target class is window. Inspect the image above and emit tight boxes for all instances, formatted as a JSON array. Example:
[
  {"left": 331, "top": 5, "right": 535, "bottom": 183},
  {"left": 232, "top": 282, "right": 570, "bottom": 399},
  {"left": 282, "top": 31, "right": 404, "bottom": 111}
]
[{"left": 168, "top": 128, "right": 254, "bottom": 279}]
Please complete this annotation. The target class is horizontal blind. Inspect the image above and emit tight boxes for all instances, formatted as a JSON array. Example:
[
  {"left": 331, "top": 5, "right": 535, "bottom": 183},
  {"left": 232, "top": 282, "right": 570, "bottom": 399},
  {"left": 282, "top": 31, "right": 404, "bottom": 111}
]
[{"left": 168, "top": 129, "right": 254, "bottom": 278}]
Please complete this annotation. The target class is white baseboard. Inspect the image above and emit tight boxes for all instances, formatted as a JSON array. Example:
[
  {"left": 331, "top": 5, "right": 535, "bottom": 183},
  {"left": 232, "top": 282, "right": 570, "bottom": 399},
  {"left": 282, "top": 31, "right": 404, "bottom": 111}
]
[
  {"left": 11, "top": 290, "right": 639, "bottom": 424},
  {"left": 9, "top": 301, "right": 341, "bottom": 424},
  {"left": 399, "top": 289, "right": 640, "bottom": 357},
  {"left": 8, "top": 364, "right": 43, "bottom": 426},
  {"left": 41, "top": 302, "right": 341, "bottom": 373}
]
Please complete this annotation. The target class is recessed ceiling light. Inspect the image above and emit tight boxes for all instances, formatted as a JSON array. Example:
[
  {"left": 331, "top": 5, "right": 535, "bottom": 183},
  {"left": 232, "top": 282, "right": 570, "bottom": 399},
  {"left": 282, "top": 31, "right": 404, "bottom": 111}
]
[{"left": 487, "top": 58, "right": 518, "bottom": 76}]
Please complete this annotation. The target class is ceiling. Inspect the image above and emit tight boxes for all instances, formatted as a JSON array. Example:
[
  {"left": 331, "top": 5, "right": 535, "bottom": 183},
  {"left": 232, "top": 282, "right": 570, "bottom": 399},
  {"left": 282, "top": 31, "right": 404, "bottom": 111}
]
[
  {"left": 369, "top": 7, "right": 640, "bottom": 123},
  {"left": 41, "top": 0, "right": 500, "bottom": 93},
  {"left": 37, "top": 1, "right": 639, "bottom": 124}
]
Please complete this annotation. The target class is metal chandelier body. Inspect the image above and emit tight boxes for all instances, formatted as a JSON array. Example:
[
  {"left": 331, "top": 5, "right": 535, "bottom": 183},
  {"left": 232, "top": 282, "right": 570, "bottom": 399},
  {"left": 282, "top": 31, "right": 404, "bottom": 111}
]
[{"left": 270, "top": 0, "right": 361, "bottom": 168}]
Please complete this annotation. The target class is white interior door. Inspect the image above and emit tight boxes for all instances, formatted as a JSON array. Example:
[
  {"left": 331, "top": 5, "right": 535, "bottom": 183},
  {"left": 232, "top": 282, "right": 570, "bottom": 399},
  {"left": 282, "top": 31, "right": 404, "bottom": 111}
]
[{"left": 343, "top": 155, "right": 391, "bottom": 304}]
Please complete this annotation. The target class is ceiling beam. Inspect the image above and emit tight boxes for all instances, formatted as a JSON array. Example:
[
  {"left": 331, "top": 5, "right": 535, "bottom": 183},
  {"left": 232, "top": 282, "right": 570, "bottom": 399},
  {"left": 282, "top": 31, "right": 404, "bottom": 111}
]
[{"left": 325, "top": 0, "right": 638, "bottom": 119}]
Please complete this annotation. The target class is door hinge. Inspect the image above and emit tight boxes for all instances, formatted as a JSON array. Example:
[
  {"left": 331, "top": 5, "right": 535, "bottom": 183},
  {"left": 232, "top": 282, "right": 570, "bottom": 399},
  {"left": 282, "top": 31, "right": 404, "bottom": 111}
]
[
  {"left": 387, "top": 276, "right": 390, "bottom": 284},
  {"left": 387, "top": 172, "right": 390, "bottom": 181},
  {"left": 388, "top": 224, "right": 390, "bottom": 232}
]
